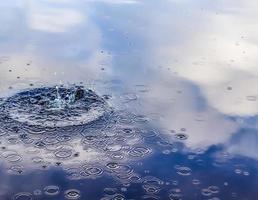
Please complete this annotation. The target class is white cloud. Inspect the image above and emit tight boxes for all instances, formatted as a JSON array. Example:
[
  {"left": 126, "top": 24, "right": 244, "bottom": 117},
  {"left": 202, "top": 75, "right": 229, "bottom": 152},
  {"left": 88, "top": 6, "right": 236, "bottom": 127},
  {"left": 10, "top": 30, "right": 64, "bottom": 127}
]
[{"left": 29, "top": 8, "right": 84, "bottom": 33}]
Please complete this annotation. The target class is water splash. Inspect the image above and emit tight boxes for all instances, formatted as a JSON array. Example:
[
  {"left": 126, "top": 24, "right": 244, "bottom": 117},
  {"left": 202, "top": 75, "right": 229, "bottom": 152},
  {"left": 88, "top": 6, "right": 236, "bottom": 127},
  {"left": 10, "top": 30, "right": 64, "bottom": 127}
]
[{"left": 0, "top": 86, "right": 110, "bottom": 127}]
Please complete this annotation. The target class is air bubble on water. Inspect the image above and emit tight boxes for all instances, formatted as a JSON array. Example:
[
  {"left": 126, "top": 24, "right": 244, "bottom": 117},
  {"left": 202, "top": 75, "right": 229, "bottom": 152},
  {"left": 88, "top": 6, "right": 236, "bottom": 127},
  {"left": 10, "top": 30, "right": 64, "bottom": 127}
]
[
  {"left": 64, "top": 189, "right": 81, "bottom": 200},
  {"left": 0, "top": 129, "right": 7, "bottom": 136},
  {"left": 234, "top": 168, "right": 242, "bottom": 174},
  {"left": 106, "top": 162, "right": 119, "bottom": 170},
  {"left": 174, "top": 133, "right": 188, "bottom": 140},
  {"left": 33, "top": 189, "right": 42, "bottom": 196},
  {"left": 44, "top": 185, "right": 60, "bottom": 196},
  {"left": 208, "top": 186, "right": 220, "bottom": 194},
  {"left": 192, "top": 179, "right": 201, "bottom": 185},
  {"left": 142, "top": 194, "right": 160, "bottom": 200},
  {"left": 121, "top": 93, "right": 137, "bottom": 102},
  {"left": 80, "top": 165, "right": 103, "bottom": 177},
  {"left": 103, "top": 188, "right": 118, "bottom": 196},
  {"left": 243, "top": 171, "right": 250, "bottom": 176},
  {"left": 208, "top": 197, "right": 221, "bottom": 200},
  {"left": 54, "top": 147, "right": 73, "bottom": 159},
  {"left": 106, "top": 144, "right": 122, "bottom": 152},
  {"left": 6, "top": 154, "right": 22, "bottom": 163},
  {"left": 13, "top": 192, "right": 33, "bottom": 200},
  {"left": 32, "top": 156, "right": 44, "bottom": 164},
  {"left": 143, "top": 184, "right": 160, "bottom": 194},
  {"left": 201, "top": 188, "right": 212, "bottom": 196},
  {"left": 142, "top": 176, "right": 163, "bottom": 187},
  {"left": 169, "top": 188, "right": 182, "bottom": 199},
  {"left": 175, "top": 166, "right": 192, "bottom": 176},
  {"left": 162, "top": 150, "right": 171, "bottom": 155},
  {"left": 246, "top": 96, "right": 257, "bottom": 101},
  {"left": 172, "top": 180, "right": 178, "bottom": 186},
  {"left": 128, "top": 146, "right": 151, "bottom": 157},
  {"left": 8, "top": 165, "right": 24, "bottom": 175},
  {"left": 129, "top": 174, "right": 141, "bottom": 183},
  {"left": 65, "top": 167, "right": 81, "bottom": 180}
]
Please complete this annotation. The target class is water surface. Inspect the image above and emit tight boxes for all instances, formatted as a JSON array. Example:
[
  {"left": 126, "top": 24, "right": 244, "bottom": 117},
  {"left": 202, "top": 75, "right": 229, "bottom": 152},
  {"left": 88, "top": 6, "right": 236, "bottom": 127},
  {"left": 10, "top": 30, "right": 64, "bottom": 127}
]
[{"left": 0, "top": 0, "right": 257, "bottom": 199}]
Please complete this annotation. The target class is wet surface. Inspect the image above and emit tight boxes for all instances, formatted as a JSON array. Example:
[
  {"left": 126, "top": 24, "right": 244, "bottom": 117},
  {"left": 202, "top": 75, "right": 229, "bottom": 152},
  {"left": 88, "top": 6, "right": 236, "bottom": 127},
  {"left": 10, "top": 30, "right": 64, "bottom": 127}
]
[{"left": 0, "top": 0, "right": 258, "bottom": 199}]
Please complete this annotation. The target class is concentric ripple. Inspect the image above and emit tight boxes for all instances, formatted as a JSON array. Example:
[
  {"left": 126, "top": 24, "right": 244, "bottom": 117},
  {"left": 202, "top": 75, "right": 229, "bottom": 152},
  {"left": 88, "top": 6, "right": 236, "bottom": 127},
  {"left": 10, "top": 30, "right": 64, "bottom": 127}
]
[{"left": 0, "top": 86, "right": 109, "bottom": 127}]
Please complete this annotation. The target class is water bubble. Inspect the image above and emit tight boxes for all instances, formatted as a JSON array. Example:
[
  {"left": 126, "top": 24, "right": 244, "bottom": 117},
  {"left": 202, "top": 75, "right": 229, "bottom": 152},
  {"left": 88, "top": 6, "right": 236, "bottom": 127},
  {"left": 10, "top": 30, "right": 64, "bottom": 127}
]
[
  {"left": 201, "top": 188, "right": 212, "bottom": 196},
  {"left": 103, "top": 188, "right": 118, "bottom": 196},
  {"left": 143, "top": 185, "right": 160, "bottom": 194},
  {"left": 65, "top": 167, "right": 81, "bottom": 180},
  {"left": 57, "top": 135, "right": 71, "bottom": 142},
  {"left": 133, "top": 115, "right": 149, "bottom": 123},
  {"left": 8, "top": 165, "right": 24, "bottom": 175},
  {"left": 172, "top": 180, "right": 178, "bottom": 186},
  {"left": 243, "top": 171, "right": 250, "bottom": 176},
  {"left": 64, "top": 189, "right": 81, "bottom": 199},
  {"left": 192, "top": 179, "right": 201, "bottom": 185},
  {"left": 208, "top": 186, "right": 220, "bottom": 194},
  {"left": 6, "top": 154, "right": 22, "bottom": 162},
  {"left": 122, "top": 93, "right": 137, "bottom": 102},
  {"left": 33, "top": 189, "right": 42, "bottom": 196},
  {"left": 142, "top": 195, "right": 160, "bottom": 200},
  {"left": 54, "top": 148, "right": 73, "bottom": 159},
  {"left": 32, "top": 156, "right": 44, "bottom": 164},
  {"left": 80, "top": 166, "right": 103, "bottom": 177},
  {"left": 13, "top": 192, "right": 33, "bottom": 200},
  {"left": 162, "top": 150, "right": 171, "bottom": 155},
  {"left": 106, "top": 162, "right": 119, "bottom": 170},
  {"left": 234, "top": 169, "right": 242, "bottom": 174},
  {"left": 34, "top": 141, "right": 46, "bottom": 148},
  {"left": 175, "top": 166, "right": 192, "bottom": 176},
  {"left": 169, "top": 188, "right": 182, "bottom": 199},
  {"left": 128, "top": 146, "right": 151, "bottom": 157},
  {"left": 174, "top": 133, "right": 188, "bottom": 140},
  {"left": 111, "top": 194, "right": 126, "bottom": 200},
  {"left": 129, "top": 174, "right": 141, "bottom": 183},
  {"left": 246, "top": 96, "right": 257, "bottom": 101},
  {"left": 7, "top": 137, "right": 19, "bottom": 144},
  {"left": 0, "top": 129, "right": 7, "bottom": 136},
  {"left": 138, "top": 129, "right": 157, "bottom": 138},
  {"left": 109, "top": 152, "right": 124, "bottom": 160},
  {"left": 143, "top": 176, "right": 163, "bottom": 187},
  {"left": 106, "top": 144, "right": 122, "bottom": 152},
  {"left": 44, "top": 185, "right": 60, "bottom": 196},
  {"left": 112, "top": 164, "right": 133, "bottom": 179},
  {"left": 43, "top": 136, "right": 60, "bottom": 145}
]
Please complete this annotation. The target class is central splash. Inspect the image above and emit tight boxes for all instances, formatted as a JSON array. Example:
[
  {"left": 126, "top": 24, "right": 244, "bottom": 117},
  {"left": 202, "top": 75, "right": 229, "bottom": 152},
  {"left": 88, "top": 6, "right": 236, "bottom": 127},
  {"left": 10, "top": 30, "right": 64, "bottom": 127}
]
[{"left": 1, "top": 86, "right": 110, "bottom": 127}]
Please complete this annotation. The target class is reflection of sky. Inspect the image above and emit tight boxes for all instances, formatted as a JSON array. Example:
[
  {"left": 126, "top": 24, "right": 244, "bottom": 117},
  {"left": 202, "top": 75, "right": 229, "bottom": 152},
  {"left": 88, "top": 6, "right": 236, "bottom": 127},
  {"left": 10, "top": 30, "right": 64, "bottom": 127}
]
[{"left": 0, "top": 0, "right": 257, "bottom": 170}]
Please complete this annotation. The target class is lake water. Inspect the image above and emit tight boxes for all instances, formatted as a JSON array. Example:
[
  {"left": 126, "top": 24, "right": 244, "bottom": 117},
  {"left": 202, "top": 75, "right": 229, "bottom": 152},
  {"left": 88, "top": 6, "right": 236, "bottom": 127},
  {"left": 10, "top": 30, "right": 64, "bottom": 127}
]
[{"left": 0, "top": 0, "right": 257, "bottom": 199}]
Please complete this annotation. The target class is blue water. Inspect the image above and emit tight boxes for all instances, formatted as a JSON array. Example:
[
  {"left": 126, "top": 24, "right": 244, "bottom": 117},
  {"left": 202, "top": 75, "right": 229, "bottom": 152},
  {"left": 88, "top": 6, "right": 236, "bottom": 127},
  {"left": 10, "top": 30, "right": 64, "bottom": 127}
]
[{"left": 0, "top": 0, "right": 257, "bottom": 199}]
